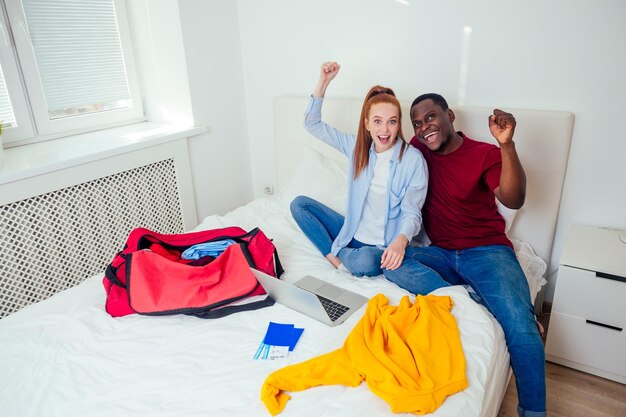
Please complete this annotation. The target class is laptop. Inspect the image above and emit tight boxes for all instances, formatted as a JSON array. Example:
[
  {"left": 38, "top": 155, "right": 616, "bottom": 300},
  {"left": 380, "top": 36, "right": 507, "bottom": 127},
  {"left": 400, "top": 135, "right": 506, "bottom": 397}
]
[{"left": 252, "top": 269, "right": 369, "bottom": 327}]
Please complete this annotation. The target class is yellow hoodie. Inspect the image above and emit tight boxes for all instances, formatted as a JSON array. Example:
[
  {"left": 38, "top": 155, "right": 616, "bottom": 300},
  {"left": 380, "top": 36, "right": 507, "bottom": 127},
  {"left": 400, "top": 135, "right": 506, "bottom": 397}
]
[{"left": 261, "top": 293, "right": 467, "bottom": 415}]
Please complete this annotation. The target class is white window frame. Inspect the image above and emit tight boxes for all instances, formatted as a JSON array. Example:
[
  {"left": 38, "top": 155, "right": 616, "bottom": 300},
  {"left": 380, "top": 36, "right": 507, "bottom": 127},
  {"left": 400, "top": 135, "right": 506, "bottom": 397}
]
[
  {"left": 1, "top": 0, "right": 144, "bottom": 147},
  {"left": 0, "top": 10, "right": 34, "bottom": 142}
]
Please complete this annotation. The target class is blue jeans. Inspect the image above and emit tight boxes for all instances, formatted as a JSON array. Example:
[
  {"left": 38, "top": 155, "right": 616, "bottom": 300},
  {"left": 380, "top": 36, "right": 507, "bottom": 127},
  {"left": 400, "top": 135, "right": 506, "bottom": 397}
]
[
  {"left": 290, "top": 196, "right": 383, "bottom": 277},
  {"left": 385, "top": 245, "right": 546, "bottom": 417}
]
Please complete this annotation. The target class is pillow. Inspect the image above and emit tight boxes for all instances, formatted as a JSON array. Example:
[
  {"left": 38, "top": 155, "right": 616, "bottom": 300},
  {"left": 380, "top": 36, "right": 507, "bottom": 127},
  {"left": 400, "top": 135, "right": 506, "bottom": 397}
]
[
  {"left": 278, "top": 148, "right": 349, "bottom": 215},
  {"left": 511, "top": 239, "right": 547, "bottom": 303},
  {"left": 495, "top": 198, "right": 518, "bottom": 233}
]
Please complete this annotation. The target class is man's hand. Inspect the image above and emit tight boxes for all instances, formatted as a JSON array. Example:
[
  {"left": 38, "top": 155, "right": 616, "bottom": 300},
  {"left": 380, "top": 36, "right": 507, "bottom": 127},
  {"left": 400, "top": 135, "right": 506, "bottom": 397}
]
[
  {"left": 381, "top": 235, "right": 408, "bottom": 270},
  {"left": 491, "top": 108, "right": 526, "bottom": 209},
  {"left": 489, "top": 109, "right": 516, "bottom": 145}
]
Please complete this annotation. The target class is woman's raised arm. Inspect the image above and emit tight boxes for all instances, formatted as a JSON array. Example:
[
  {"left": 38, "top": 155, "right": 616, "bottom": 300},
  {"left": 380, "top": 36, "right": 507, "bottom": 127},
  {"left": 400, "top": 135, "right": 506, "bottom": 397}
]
[{"left": 312, "top": 61, "right": 340, "bottom": 98}]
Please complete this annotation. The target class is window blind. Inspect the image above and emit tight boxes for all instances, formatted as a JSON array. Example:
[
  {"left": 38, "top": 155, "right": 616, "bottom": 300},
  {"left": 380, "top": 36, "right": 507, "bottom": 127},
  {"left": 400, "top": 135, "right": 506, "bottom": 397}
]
[{"left": 22, "top": 0, "right": 131, "bottom": 119}]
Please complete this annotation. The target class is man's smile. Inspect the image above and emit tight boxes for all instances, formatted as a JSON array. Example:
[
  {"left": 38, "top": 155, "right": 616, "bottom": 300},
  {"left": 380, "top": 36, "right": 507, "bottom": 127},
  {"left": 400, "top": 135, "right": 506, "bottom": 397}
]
[{"left": 423, "top": 130, "right": 439, "bottom": 144}]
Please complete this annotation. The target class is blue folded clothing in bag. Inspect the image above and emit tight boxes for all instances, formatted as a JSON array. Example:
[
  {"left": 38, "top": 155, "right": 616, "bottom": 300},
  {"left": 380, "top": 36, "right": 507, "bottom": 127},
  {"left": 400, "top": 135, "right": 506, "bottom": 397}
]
[{"left": 181, "top": 239, "right": 237, "bottom": 260}]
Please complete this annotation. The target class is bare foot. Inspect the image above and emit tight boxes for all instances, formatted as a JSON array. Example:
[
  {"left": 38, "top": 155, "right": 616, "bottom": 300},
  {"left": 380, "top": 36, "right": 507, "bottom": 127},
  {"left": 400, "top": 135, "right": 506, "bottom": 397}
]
[{"left": 325, "top": 253, "right": 342, "bottom": 268}]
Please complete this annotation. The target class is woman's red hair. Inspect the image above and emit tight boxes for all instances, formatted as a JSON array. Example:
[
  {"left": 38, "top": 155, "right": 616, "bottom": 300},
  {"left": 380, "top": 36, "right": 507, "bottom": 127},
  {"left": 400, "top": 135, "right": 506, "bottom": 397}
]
[{"left": 353, "top": 86, "right": 406, "bottom": 179}]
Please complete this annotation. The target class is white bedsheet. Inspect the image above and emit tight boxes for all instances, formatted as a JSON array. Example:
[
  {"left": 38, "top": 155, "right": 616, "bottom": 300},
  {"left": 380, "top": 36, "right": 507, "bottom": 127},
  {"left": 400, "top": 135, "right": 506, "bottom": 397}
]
[{"left": 0, "top": 193, "right": 548, "bottom": 417}]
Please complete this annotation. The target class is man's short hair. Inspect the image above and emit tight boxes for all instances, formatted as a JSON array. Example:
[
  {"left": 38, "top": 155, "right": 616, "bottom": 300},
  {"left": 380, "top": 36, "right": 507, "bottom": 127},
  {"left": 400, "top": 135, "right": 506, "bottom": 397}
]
[{"left": 411, "top": 93, "right": 449, "bottom": 111}]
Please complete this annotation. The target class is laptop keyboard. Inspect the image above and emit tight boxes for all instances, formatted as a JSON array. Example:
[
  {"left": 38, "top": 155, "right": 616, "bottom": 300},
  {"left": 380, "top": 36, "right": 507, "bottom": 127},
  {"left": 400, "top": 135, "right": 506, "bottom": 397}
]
[{"left": 317, "top": 296, "right": 349, "bottom": 322}]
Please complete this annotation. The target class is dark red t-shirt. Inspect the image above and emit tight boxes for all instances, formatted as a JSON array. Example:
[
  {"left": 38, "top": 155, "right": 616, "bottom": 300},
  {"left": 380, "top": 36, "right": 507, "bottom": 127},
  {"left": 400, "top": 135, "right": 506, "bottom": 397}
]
[{"left": 410, "top": 132, "right": 512, "bottom": 250}]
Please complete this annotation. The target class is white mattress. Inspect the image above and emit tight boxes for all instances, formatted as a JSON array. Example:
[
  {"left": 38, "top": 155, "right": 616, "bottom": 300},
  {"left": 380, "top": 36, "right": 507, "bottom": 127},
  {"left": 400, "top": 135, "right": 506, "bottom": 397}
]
[{"left": 0, "top": 190, "right": 548, "bottom": 417}]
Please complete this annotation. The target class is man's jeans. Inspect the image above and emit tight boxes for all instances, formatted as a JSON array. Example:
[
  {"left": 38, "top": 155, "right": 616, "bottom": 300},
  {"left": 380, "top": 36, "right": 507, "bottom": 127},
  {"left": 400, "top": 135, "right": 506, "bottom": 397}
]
[
  {"left": 384, "top": 245, "right": 546, "bottom": 417},
  {"left": 290, "top": 195, "right": 383, "bottom": 277}
]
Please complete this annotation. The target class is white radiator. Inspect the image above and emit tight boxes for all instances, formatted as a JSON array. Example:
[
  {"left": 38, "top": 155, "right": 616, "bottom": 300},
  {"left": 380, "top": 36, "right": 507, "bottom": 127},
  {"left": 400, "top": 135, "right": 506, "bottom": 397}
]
[{"left": 0, "top": 138, "right": 197, "bottom": 318}]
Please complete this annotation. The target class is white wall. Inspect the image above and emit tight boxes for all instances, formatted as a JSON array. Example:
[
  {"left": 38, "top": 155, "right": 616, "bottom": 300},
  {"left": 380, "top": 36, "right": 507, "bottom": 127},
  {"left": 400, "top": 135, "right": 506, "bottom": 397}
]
[
  {"left": 126, "top": 0, "right": 195, "bottom": 128},
  {"left": 177, "top": 0, "right": 253, "bottom": 218},
  {"left": 235, "top": 0, "right": 626, "bottom": 301},
  {"left": 127, "top": 0, "right": 253, "bottom": 221},
  {"left": 133, "top": 0, "right": 625, "bottom": 301}
]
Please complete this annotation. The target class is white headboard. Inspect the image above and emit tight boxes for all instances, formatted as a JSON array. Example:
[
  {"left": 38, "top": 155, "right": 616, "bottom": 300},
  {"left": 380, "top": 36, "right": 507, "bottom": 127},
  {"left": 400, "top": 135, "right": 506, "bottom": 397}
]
[{"left": 273, "top": 96, "right": 574, "bottom": 268}]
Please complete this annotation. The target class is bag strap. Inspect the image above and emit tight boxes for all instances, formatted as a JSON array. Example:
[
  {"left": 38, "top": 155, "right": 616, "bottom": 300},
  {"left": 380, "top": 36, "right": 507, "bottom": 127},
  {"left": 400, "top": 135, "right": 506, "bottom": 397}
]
[
  {"left": 104, "top": 263, "right": 125, "bottom": 288},
  {"left": 186, "top": 295, "right": 276, "bottom": 319},
  {"left": 273, "top": 249, "right": 284, "bottom": 277}
]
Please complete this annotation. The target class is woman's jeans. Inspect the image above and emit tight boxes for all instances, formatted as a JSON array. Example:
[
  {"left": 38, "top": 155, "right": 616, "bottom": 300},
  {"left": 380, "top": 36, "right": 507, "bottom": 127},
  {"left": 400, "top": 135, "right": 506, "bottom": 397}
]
[
  {"left": 385, "top": 245, "right": 546, "bottom": 417},
  {"left": 290, "top": 196, "right": 383, "bottom": 276}
]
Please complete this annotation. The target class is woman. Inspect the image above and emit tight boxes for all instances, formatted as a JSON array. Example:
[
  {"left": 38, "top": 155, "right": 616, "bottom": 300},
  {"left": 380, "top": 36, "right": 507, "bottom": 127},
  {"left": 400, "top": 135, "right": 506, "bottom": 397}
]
[{"left": 290, "top": 62, "right": 428, "bottom": 277}]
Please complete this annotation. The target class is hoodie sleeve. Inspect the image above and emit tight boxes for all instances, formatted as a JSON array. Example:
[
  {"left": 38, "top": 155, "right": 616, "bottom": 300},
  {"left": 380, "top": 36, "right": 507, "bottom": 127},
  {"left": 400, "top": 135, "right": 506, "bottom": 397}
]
[{"left": 260, "top": 348, "right": 362, "bottom": 416}]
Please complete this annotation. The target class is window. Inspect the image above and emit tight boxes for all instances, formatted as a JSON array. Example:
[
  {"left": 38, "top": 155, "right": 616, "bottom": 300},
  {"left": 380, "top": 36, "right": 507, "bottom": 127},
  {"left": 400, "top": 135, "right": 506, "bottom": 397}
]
[{"left": 0, "top": 0, "right": 143, "bottom": 146}]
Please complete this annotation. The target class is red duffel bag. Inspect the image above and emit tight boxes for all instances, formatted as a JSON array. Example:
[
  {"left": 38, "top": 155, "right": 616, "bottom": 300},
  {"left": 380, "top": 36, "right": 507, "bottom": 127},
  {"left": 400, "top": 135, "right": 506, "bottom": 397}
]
[{"left": 103, "top": 226, "right": 283, "bottom": 318}]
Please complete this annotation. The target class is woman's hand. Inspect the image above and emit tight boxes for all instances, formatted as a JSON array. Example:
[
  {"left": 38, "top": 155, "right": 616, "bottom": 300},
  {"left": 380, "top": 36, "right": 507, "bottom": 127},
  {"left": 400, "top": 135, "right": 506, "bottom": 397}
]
[
  {"left": 381, "top": 235, "right": 408, "bottom": 270},
  {"left": 320, "top": 61, "right": 340, "bottom": 84},
  {"left": 313, "top": 61, "right": 340, "bottom": 97}
]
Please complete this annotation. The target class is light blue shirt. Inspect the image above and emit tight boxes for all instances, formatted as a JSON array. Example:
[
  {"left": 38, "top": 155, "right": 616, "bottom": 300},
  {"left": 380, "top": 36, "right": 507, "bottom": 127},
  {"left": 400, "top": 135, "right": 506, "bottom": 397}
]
[
  {"left": 304, "top": 96, "right": 428, "bottom": 256},
  {"left": 181, "top": 239, "right": 237, "bottom": 260}
]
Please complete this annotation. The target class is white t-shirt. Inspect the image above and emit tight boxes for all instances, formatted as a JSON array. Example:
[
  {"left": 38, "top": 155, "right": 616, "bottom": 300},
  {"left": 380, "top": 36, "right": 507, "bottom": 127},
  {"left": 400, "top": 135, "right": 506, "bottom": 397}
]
[{"left": 353, "top": 147, "right": 393, "bottom": 245}]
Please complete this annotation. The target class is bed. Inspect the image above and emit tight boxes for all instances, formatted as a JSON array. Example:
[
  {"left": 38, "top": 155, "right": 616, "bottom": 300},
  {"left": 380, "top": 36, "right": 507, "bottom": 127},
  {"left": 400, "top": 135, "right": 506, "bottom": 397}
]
[{"left": 0, "top": 97, "right": 574, "bottom": 417}]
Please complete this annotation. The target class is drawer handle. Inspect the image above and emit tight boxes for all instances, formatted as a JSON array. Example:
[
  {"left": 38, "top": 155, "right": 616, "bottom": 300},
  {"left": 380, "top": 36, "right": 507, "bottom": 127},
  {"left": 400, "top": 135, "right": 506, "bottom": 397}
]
[
  {"left": 585, "top": 319, "right": 623, "bottom": 332},
  {"left": 595, "top": 271, "right": 626, "bottom": 283}
]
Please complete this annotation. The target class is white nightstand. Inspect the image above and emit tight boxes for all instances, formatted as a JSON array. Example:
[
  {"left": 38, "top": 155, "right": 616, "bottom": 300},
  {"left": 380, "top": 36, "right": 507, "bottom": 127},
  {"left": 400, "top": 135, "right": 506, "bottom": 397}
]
[{"left": 545, "top": 224, "right": 626, "bottom": 384}]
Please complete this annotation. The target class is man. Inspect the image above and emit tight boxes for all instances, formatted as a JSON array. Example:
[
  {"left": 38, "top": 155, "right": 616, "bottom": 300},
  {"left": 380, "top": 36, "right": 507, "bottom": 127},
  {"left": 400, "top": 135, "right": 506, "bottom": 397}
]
[{"left": 383, "top": 93, "right": 546, "bottom": 417}]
